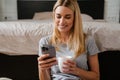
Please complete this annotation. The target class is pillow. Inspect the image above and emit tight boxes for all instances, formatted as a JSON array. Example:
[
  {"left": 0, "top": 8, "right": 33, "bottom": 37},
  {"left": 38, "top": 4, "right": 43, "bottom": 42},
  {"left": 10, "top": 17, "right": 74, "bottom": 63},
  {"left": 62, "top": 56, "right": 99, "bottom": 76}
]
[
  {"left": 81, "top": 13, "right": 94, "bottom": 21},
  {"left": 33, "top": 12, "right": 94, "bottom": 21},
  {"left": 33, "top": 12, "right": 53, "bottom": 20},
  {"left": 0, "top": 77, "right": 12, "bottom": 80}
]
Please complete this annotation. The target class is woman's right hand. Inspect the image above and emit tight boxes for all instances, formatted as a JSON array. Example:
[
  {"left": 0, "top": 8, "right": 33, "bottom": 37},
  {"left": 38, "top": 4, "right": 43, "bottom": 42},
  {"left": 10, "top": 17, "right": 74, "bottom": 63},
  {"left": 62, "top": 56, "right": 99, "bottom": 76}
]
[{"left": 38, "top": 54, "right": 57, "bottom": 70}]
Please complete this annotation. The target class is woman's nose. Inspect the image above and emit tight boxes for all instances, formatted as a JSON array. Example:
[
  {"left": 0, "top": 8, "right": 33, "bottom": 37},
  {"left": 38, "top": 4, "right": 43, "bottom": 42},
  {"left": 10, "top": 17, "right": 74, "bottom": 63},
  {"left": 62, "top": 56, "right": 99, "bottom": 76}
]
[{"left": 59, "top": 18, "right": 65, "bottom": 25}]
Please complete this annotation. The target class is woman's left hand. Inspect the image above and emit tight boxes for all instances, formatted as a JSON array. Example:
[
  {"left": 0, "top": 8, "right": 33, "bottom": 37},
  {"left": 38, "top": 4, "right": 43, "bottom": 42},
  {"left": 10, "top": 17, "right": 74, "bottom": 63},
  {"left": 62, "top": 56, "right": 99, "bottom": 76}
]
[{"left": 62, "top": 59, "right": 79, "bottom": 75}]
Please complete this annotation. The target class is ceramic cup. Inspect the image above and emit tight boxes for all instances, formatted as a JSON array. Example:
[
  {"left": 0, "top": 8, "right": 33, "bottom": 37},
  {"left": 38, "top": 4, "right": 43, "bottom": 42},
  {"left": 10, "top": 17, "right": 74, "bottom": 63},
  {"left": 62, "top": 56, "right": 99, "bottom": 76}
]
[{"left": 57, "top": 56, "right": 73, "bottom": 73}]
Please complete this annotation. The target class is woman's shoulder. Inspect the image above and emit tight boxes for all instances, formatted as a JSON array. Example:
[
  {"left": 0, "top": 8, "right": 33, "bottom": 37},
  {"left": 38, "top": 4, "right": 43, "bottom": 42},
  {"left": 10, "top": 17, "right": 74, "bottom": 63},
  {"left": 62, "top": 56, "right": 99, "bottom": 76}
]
[
  {"left": 85, "top": 34, "right": 100, "bottom": 55},
  {"left": 85, "top": 34, "right": 97, "bottom": 47},
  {"left": 85, "top": 34, "right": 95, "bottom": 43}
]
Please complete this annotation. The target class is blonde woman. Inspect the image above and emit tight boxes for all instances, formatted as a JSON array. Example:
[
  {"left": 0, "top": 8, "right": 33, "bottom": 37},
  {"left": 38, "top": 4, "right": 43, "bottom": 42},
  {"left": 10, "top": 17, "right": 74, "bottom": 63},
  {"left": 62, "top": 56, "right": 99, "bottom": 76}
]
[{"left": 38, "top": 0, "right": 100, "bottom": 80}]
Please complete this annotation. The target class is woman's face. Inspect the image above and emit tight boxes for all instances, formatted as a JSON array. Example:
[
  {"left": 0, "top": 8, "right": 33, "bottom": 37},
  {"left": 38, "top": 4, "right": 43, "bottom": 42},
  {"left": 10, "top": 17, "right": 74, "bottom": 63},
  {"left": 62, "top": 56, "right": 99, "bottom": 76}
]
[{"left": 55, "top": 6, "right": 74, "bottom": 33}]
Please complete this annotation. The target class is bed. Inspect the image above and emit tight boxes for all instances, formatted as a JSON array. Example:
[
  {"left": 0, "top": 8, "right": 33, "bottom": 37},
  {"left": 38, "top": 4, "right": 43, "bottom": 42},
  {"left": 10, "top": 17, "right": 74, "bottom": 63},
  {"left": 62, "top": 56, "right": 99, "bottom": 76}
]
[{"left": 0, "top": 20, "right": 120, "bottom": 80}]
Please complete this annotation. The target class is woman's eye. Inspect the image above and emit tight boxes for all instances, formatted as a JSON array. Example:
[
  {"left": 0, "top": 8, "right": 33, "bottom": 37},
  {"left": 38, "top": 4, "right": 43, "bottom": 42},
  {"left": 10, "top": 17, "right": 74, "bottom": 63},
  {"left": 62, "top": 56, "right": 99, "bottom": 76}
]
[
  {"left": 56, "top": 15, "right": 61, "bottom": 19},
  {"left": 65, "top": 16, "right": 71, "bottom": 19}
]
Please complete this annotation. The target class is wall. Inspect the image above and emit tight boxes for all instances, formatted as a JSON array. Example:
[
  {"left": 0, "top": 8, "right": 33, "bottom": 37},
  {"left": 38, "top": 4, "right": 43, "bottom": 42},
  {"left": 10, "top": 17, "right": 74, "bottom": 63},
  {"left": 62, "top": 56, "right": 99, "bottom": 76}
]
[
  {"left": 0, "top": 0, "right": 18, "bottom": 21},
  {"left": 104, "top": 0, "right": 120, "bottom": 23},
  {"left": 0, "top": 0, "right": 3, "bottom": 20},
  {"left": 0, "top": 0, "right": 120, "bottom": 22}
]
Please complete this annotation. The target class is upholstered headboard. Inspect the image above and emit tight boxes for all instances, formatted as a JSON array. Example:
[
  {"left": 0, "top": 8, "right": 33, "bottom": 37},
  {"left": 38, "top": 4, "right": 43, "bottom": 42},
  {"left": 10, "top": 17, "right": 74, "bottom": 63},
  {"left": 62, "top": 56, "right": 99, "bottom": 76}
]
[{"left": 17, "top": 0, "right": 104, "bottom": 19}]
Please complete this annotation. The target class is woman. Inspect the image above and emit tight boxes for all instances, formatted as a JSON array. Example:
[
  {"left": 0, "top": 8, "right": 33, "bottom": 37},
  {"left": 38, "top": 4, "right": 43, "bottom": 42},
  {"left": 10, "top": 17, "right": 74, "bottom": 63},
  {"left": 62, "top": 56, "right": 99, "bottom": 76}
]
[{"left": 38, "top": 0, "right": 100, "bottom": 80}]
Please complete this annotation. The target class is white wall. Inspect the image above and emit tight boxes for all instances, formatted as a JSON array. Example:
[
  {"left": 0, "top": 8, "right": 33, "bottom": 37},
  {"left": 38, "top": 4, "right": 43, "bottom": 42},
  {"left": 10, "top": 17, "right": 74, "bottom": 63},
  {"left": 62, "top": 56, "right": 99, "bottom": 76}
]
[
  {"left": 0, "top": 0, "right": 3, "bottom": 20},
  {"left": 0, "top": 0, "right": 18, "bottom": 21},
  {"left": 104, "top": 0, "right": 120, "bottom": 23}
]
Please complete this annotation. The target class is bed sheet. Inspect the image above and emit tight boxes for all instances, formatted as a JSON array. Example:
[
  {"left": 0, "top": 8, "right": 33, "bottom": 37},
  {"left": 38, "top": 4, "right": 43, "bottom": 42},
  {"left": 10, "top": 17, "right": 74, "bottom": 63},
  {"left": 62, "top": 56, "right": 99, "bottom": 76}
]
[{"left": 0, "top": 20, "right": 53, "bottom": 55}]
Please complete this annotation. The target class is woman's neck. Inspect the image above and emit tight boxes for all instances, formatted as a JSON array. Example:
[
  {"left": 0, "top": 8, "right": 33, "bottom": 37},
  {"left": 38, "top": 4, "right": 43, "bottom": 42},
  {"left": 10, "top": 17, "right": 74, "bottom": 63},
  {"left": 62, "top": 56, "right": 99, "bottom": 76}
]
[{"left": 60, "top": 33, "right": 69, "bottom": 44}]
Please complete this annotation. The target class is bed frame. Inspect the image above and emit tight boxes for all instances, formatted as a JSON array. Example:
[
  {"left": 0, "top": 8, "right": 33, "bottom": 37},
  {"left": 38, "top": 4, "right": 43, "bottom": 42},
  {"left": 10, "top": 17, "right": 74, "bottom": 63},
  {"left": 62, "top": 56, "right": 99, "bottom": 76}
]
[{"left": 17, "top": 0, "right": 104, "bottom": 19}]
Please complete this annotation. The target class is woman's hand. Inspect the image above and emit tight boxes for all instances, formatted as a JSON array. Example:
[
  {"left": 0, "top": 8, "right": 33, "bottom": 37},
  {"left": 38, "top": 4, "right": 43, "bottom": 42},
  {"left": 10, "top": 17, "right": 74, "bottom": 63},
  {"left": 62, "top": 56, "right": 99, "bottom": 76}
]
[
  {"left": 62, "top": 59, "right": 80, "bottom": 75},
  {"left": 38, "top": 54, "right": 57, "bottom": 70}
]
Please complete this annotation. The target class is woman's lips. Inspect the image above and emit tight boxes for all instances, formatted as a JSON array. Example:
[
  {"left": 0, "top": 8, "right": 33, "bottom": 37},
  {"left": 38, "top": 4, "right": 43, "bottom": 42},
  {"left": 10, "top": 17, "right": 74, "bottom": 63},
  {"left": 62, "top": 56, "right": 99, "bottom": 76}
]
[{"left": 59, "top": 25, "right": 67, "bottom": 29}]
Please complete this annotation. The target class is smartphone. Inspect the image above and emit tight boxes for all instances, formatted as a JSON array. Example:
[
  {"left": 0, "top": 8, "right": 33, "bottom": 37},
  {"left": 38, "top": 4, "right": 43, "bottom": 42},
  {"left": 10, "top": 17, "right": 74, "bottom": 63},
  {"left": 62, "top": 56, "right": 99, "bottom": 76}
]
[{"left": 41, "top": 44, "right": 56, "bottom": 59}]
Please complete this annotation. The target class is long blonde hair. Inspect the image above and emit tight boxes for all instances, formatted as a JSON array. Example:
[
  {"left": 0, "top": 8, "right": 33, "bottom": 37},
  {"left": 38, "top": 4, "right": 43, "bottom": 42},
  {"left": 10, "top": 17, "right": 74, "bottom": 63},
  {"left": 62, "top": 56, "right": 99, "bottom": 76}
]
[{"left": 51, "top": 0, "right": 85, "bottom": 58}]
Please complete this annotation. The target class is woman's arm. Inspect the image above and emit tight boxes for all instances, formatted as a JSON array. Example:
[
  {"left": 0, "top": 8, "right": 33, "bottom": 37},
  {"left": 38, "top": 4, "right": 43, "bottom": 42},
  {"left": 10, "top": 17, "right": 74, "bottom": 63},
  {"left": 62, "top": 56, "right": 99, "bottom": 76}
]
[
  {"left": 38, "top": 67, "right": 51, "bottom": 80},
  {"left": 76, "top": 54, "right": 100, "bottom": 80},
  {"left": 63, "top": 54, "right": 100, "bottom": 80},
  {"left": 38, "top": 54, "right": 57, "bottom": 80},
  {"left": 38, "top": 66, "right": 51, "bottom": 80}
]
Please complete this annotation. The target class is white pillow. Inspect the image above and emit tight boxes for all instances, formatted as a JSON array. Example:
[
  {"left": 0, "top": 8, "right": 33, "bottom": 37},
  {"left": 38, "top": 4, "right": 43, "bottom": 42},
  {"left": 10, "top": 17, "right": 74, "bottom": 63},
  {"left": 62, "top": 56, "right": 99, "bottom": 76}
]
[
  {"left": 0, "top": 77, "right": 12, "bottom": 80},
  {"left": 33, "top": 12, "right": 93, "bottom": 21},
  {"left": 81, "top": 13, "right": 94, "bottom": 21},
  {"left": 33, "top": 12, "right": 53, "bottom": 20}
]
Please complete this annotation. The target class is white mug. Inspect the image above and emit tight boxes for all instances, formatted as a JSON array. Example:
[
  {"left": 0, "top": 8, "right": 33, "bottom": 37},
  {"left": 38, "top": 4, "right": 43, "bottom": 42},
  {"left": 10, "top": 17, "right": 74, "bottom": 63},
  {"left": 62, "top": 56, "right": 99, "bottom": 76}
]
[{"left": 57, "top": 56, "right": 73, "bottom": 73}]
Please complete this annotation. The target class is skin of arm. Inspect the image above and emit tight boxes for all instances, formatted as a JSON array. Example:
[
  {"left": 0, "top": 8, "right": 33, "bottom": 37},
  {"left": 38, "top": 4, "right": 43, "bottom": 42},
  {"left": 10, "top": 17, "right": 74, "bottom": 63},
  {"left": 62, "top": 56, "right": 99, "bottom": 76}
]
[
  {"left": 62, "top": 54, "right": 100, "bottom": 80},
  {"left": 38, "top": 54, "right": 57, "bottom": 80},
  {"left": 38, "top": 68, "right": 51, "bottom": 80}
]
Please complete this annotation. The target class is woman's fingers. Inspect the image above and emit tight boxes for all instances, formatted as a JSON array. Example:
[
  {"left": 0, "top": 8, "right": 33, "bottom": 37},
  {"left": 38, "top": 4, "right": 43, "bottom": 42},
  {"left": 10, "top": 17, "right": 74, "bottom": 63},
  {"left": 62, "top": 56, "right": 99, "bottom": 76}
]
[
  {"left": 38, "top": 54, "right": 49, "bottom": 61},
  {"left": 40, "top": 60, "right": 57, "bottom": 68},
  {"left": 38, "top": 55, "right": 57, "bottom": 70},
  {"left": 38, "top": 57, "right": 56, "bottom": 65},
  {"left": 62, "top": 60, "right": 77, "bottom": 73},
  {"left": 63, "top": 60, "right": 76, "bottom": 68}
]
